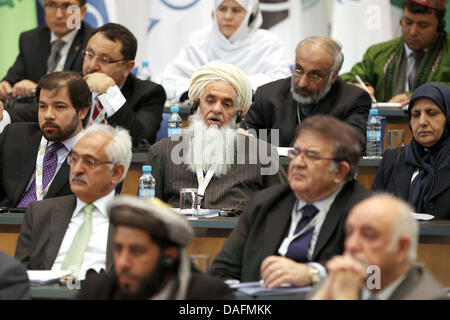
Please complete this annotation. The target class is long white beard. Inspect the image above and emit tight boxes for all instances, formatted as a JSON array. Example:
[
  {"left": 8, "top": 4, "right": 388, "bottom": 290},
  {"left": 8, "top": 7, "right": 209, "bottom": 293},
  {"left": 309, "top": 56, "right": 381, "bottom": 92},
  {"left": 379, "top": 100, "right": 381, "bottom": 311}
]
[{"left": 186, "top": 112, "right": 237, "bottom": 177}]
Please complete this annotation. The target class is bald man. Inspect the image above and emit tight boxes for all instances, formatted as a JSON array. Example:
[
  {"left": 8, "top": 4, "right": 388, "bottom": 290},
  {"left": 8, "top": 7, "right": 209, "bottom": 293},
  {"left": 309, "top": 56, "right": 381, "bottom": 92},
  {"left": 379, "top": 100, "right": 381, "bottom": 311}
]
[
  {"left": 147, "top": 62, "right": 285, "bottom": 211},
  {"left": 311, "top": 194, "right": 448, "bottom": 300}
]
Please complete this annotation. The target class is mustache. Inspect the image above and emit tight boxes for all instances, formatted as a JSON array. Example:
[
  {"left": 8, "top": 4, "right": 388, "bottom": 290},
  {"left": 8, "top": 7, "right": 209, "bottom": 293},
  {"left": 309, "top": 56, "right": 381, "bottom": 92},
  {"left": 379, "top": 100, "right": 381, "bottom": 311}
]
[
  {"left": 295, "top": 86, "right": 312, "bottom": 95},
  {"left": 71, "top": 173, "right": 89, "bottom": 184},
  {"left": 42, "top": 122, "right": 60, "bottom": 130}
]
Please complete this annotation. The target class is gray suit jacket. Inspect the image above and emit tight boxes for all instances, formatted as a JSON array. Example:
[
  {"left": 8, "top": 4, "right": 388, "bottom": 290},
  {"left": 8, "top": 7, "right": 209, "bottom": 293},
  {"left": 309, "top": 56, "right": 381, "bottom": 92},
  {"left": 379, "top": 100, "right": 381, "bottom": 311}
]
[
  {"left": 0, "top": 251, "right": 30, "bottom": 300},
  {"left": 389, "top": 265, "right": 449, "bottom": 300},
  {"left": 147, "top": 133, "right": 286, "bottom": 211},
  {"left": 15, "top": 195, "right": 114, "bottom": 273}
]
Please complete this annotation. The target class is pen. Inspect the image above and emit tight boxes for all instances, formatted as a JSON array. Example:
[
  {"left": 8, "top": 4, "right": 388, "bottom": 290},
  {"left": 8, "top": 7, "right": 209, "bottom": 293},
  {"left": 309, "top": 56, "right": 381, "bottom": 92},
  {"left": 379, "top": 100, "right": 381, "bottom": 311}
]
[{"left": 355, "top": 75, "right": 377, "bottom": 106}]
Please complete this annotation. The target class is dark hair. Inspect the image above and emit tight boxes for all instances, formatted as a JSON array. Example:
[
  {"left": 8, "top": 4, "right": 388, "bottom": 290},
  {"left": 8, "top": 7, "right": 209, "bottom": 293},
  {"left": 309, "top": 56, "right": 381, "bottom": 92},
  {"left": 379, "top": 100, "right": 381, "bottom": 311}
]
[
  {"left": 77, "top": 0, "right": 87, "bottom": 6},
  {"left": 109, "top": 205, "right": 178, "bottom": 249},
  {"left": 294, "top": 115, "right": 362, "bottom": 181},
  {"left": 35, "top": 71, "right": 91, "bottom": 127},
  {"left": 92, "top": 23, "right": 137, "bottom": 61},
  {"left": 403, "top": 0, "right": 446, "bottom": 29}
]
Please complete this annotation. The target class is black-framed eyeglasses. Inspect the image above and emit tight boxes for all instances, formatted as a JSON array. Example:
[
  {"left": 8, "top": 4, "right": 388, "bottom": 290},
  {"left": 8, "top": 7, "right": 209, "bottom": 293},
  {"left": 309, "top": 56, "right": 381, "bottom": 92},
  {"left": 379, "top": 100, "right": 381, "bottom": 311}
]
[
  {"left": 81, "top": 50, "right": 129, "bottom": 66},
  {"left": 44, "top": 1, "right": 78, "bottom": 11},
  {"left": 287, "top": 147, "right": 337, "bottom": 162},
  {"left": 293, "top": 66, "right": 330, "bottom": 83},
  {"left": 67, "top": 152, "right": 113, "bottom": 169}
]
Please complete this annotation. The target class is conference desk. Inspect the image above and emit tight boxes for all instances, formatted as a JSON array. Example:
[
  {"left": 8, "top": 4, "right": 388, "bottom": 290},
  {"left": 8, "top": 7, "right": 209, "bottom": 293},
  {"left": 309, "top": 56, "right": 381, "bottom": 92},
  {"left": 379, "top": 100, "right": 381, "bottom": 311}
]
[{"left": 2, "top": 213, "right": 450, "bottom": 286}]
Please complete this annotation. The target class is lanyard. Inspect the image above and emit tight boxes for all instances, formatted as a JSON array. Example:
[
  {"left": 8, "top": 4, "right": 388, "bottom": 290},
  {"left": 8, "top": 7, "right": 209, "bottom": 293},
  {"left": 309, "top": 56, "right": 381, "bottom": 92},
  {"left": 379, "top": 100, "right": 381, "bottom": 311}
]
[
  {"left": 196, "top": 167, "right": 215, "bottom": 207},
  {"left": 35, "top": 136, "right": 57, "bottom": 201}
]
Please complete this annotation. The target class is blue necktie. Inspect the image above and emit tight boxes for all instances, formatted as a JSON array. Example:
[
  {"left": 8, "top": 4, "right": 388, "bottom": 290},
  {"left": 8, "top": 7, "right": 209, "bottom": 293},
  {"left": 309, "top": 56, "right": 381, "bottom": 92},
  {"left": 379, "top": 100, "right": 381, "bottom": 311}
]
[{"left": 285, "top": 204, "right": 319, "bottom": 262}]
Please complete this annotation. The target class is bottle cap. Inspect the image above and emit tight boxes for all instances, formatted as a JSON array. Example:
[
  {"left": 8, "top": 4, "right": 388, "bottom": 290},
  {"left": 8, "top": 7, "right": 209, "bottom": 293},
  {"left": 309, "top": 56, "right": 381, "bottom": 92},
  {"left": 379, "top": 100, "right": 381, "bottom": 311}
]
[
  {"left": 369, "top": 109, "right": 379, "bottom": 115},
  {"left": 170, "top": 106, "right": 179, "bottom": 113},
  {"left": 142, "top": 165, "right": 152, "bottom": 172},
  {"left": 142, "top": 61, "right": 149, "bottom": 67}
]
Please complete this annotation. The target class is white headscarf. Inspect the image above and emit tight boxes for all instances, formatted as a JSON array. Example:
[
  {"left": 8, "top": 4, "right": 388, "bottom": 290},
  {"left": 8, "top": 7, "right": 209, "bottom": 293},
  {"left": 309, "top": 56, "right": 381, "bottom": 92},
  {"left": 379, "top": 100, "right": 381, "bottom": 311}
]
[{"left": 210, "top": 0, "right": 263, "bottom": 59}]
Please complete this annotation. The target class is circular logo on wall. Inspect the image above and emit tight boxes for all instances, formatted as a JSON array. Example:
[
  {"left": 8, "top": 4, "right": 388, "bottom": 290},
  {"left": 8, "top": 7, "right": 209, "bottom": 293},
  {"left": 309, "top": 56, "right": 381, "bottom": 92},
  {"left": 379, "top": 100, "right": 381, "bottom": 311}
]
[{"left": 160, "top": 0, "right": 200, "bottom": 10}]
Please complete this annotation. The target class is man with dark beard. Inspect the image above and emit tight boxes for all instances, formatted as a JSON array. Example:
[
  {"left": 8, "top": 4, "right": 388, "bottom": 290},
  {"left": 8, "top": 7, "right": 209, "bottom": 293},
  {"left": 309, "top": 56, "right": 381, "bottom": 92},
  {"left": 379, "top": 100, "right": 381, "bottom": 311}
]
[
  {"left": 147, "top": 62, "right": 285, "bottom": 212},
  {"left": 0, "top": 71, "right": 90, "bottom": 209},
  {"left": 244, "top": 36, "right": 372, "bottom": 149},
  {"left": 77, "top": 195, "right": 234, "bottom": 300}
]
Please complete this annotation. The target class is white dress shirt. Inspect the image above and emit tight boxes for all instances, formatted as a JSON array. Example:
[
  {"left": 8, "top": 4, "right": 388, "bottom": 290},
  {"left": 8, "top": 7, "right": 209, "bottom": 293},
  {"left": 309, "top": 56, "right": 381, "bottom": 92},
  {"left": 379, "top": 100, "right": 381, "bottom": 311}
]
[{"left": 51, "top": 190, "right": 115, "bottom": 280}]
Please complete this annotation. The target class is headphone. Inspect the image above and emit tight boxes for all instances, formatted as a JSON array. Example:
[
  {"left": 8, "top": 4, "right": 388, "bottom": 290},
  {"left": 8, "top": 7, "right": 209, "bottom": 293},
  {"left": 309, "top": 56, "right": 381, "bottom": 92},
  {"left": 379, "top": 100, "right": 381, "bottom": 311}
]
[
  {"left": 159, "top": 256, "right": 175, "bottom": 268},
  {"left": 190, "top": 98, "right": 243, "bottom": 124}
]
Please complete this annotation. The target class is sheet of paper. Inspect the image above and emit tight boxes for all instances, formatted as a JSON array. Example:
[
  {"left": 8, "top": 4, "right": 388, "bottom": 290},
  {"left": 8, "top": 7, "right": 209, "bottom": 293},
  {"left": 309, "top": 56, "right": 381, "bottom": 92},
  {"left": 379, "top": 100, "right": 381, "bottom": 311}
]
[
  {"left": 277, "top": 147, "right": 293, "bottom": 157},
  {"left": 376, "top": 102, "right": 403, "bottom": 108},
  {"left": 27, "top": 270, "right": 71, "bottom": 286},
  {"left": 174, "top": 208, "right": 220, "bottom": 218},
  {"left": 412, "top": 213, "right": 435, "bottom": 221},
  {"left": 232, "top": 281, "right": 312, "bottom": 296}
]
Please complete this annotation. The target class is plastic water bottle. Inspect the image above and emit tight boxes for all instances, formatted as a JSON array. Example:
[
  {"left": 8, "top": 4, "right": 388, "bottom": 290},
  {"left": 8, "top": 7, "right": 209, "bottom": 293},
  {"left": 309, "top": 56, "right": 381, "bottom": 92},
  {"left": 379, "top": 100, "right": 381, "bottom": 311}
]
[
  {"left": 137, "top": 61, "right": 152, "bottom": 81},
  {"left": 366, "top": 109, "right": 382, "bottom": 158},
  {"left": 139, "top": 165, "right": 156, "bottom": 200},
  {"left": 167, "top": 106, "right": 182, "bottom": 137}
]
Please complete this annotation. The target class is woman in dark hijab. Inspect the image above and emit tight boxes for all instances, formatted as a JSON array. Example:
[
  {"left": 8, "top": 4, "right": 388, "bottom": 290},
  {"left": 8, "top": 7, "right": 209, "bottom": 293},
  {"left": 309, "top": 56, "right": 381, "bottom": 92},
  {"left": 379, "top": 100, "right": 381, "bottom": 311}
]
[{"left": 372, "top": 82, "right": 450, "bottom": 219}]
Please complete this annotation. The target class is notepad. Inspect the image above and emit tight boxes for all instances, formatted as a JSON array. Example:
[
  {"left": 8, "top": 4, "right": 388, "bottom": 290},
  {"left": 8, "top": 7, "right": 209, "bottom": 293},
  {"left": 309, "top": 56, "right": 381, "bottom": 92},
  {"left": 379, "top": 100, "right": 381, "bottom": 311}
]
[{"left": 27, "top": 270, "right": 71, "bottom": 286}]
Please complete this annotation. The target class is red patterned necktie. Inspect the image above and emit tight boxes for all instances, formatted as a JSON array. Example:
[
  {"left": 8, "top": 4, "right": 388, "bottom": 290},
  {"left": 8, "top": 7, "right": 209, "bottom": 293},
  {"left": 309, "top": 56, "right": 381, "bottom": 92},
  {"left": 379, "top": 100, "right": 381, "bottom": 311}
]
[{"left": 91, "top": 99, "right": 106, "bottom": 124}]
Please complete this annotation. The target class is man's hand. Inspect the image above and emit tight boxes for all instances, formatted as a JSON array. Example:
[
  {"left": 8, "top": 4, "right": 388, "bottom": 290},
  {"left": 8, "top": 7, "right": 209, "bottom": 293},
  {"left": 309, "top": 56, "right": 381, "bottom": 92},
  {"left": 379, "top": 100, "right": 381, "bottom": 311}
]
[
  {"left": 12, "top": 80, "right": 37, "bottom": 98},
  {"left": 84, "top": 72, "right": 116, "bottom": 94},
  {"left": 354, "top": 82, "right": 375, "bottom": 98},
  {"left": 388, "top": 92, "right": 410, "bottom": 107},
  {"left": 237, "top": 128, "right": 254, "bottom": 137},
  {"left": 0, "top": 100, "right": 4, "bottom": 121},
  {"left": 0, "top": 81, "right": 13, "bottom": 100},
  {"left": 311, "top": 254, "right": 366, "bottom": 300},
  {"left": 260, "top": 256, "right": 310, "bottom": 289}
]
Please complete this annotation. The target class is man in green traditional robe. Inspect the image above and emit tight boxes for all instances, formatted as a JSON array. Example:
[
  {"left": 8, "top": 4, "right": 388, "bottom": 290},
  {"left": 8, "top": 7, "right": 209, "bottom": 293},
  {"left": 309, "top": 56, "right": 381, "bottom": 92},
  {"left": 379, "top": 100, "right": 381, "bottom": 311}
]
[{"left": 342, "top": 0, "right": 449, "bottom": 106}]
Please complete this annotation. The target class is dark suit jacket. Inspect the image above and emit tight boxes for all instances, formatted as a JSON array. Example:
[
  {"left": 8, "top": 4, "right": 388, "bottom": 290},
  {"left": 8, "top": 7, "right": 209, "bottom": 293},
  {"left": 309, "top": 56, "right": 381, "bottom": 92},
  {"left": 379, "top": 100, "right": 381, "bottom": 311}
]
[
  {"left": 15, "top": 195, "right": 114, "bottom": 272},
  {"left": 0, "top": 123, "right": 73, "bottom": 208},
  {"left": 108, "top": 74, "right": 166, "bottom": 146},
  {"left": 7, "top": 74, "right": 166, "bottom": 147},
  {"left": 76, "top": 268, "right": 235, "bottom": 300},
  {"left": 209, "top": 180, "right": 372, "bottom": 282},
  {"left": 372, "top": 146, "right": 450, "bottom": 219},
  {"left": 244, "top": 77, "right": 371, "bottom": 148},
  {"left": 0, "top": 251, "right": 30, "bottom": 300},
  {"left": 2, "top": 22, "right": 94, "bottom": 85},
  {"left": 388, "top": 265, "right": 448, "bottom": 300},
  {"left": 147, "top": 134, "right": 286, "bottom": 211}
]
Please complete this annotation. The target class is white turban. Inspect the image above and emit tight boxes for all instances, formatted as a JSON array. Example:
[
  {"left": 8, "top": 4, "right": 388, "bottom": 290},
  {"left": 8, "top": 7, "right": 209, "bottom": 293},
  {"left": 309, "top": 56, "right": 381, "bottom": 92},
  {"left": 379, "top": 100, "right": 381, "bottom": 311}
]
[{"left": 188, "top": 61, "right": 253, "bottom": 115}]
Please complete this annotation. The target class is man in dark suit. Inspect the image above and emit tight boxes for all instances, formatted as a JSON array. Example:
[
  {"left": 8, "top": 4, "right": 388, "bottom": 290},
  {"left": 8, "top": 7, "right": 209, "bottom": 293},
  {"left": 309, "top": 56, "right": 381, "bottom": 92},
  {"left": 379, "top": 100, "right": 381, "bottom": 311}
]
[
  {"left": 311, "top": 194, "right": 448, "bottom": 300},
  {"left": 82, "top": 23, "right": 165, "bottom": 147},
  {"left": 77, "top": 195, "right": 234, "bottom": 300},
  {"left": 0, "top": 0, "right": 93, "bottom": 99},
  {"left": 15, "top": 124, "right": 132, "bottom": 281},
  {"left": 0, "top": 23, "right": 166, "bottom": 147},
  {"left": 209, "top": 115, "right": 372, "bottom": 287},
  {"left": 148, "top": 62, "right": 285, "bottom": 212},
  {"left": 244, "top": 36, "right": 371, "bottom": 148},
  {"left": 0, "top": 71, "right": 90, "bottom": 209},
  {"left": 0, "top": 250, "right": 30, "bottom": 300}
]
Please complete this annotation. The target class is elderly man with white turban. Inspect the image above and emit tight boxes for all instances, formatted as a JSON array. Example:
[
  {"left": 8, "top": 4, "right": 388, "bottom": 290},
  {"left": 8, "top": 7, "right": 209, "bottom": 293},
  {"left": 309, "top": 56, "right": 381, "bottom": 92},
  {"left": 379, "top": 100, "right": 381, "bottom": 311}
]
[
  {"left": 154, "top": 0, "right": 291, "bottom": 102},
  {"left": 147, "top": 62, "right": 285, "bottom": 212},
  {"left": 77, "top": 196, "right": 234, "bottom": 300}
]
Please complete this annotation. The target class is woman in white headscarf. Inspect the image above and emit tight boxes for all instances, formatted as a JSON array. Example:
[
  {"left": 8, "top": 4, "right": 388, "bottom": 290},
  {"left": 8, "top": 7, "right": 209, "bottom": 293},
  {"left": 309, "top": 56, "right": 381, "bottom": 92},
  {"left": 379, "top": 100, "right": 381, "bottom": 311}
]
[{"left": 155, "top": 0, "right": 291, "bottom": 102}]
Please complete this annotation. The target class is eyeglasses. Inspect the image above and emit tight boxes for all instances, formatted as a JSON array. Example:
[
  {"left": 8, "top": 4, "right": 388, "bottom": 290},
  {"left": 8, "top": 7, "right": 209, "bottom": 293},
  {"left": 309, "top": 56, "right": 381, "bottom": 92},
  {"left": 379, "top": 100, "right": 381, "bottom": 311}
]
[
  {"left": 44, "top": 1, "right": 78, "bottom": 11},
  {"left": 293, "top": 66, "right": 330, "bottom": 83},
  {"left": 67, "top": 152, "right": 113, "bottom": 169},
  {"left": 81, "top": 50, "right": 129, "bottom": 66},
  {"left": 287, "top": 147, "right": 337, "bottom": 162}
]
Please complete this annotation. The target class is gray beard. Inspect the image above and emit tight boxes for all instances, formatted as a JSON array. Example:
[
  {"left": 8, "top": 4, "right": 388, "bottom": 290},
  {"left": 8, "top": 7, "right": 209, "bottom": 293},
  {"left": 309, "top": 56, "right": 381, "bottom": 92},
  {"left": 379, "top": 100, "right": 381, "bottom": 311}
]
[
  {"left": 185, "top": 111, "right": 237, "bottom": 177},
  {"left": 290, "top": 74, "right": 334, "bottom": 105}
]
